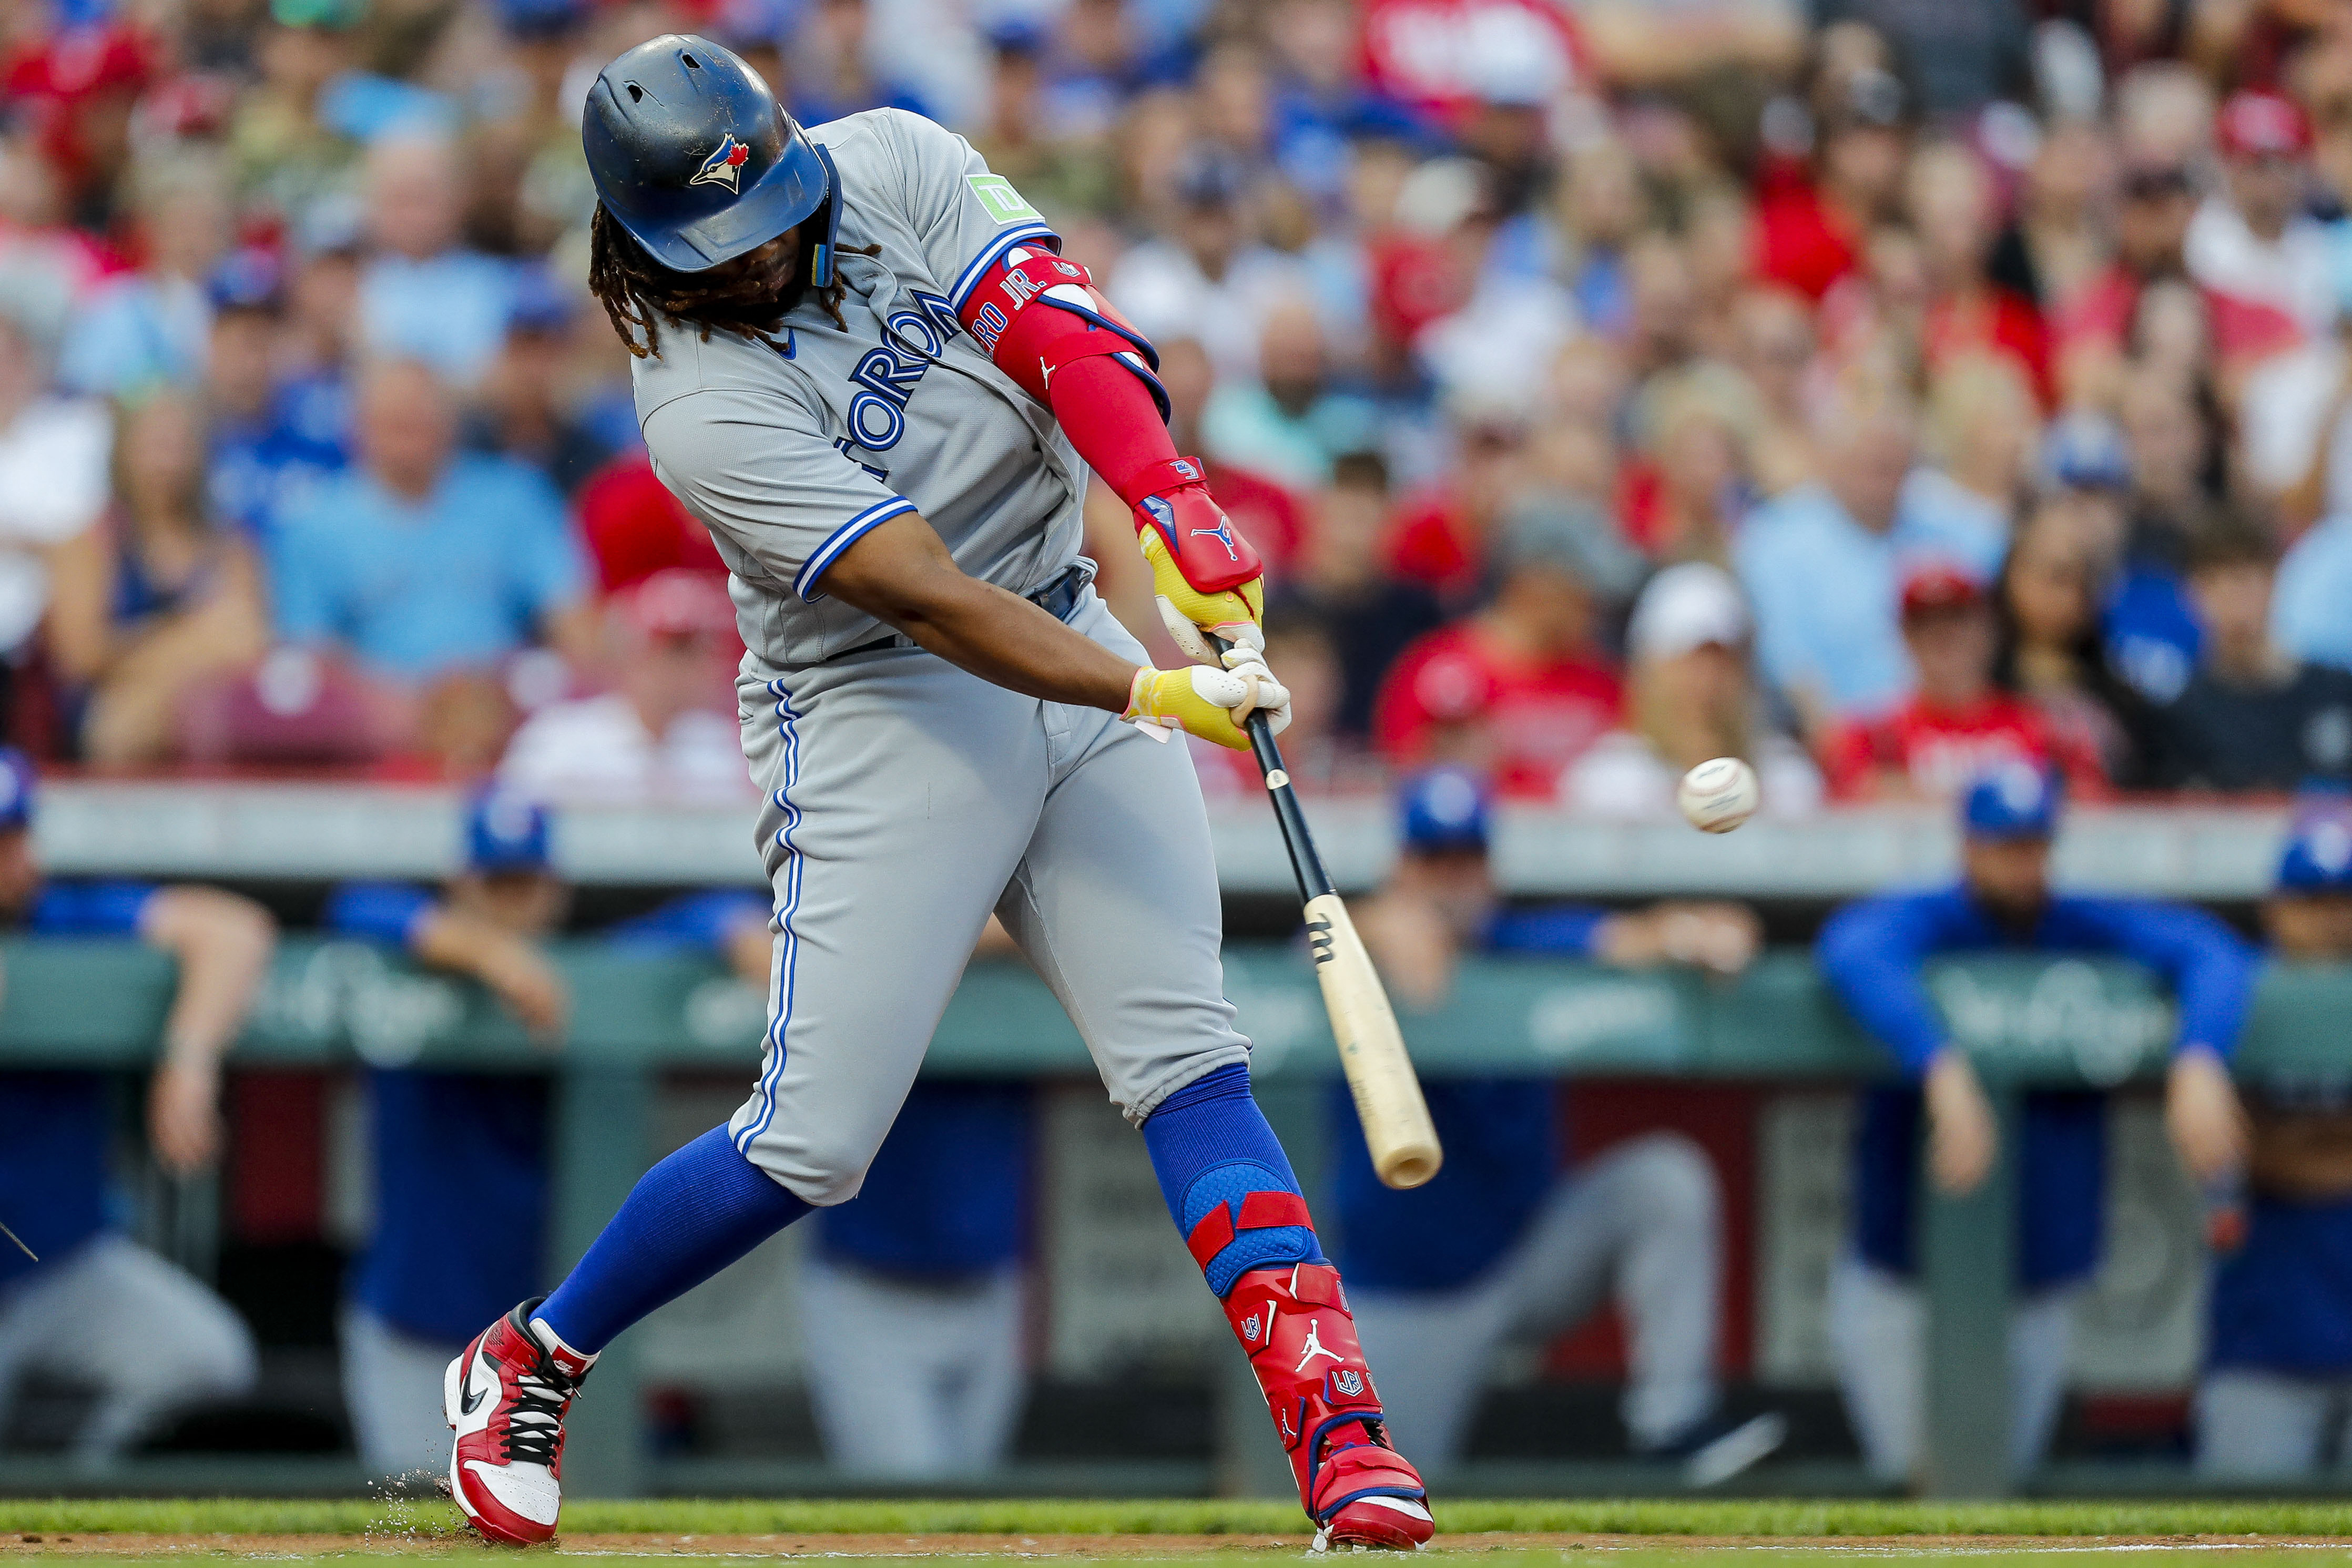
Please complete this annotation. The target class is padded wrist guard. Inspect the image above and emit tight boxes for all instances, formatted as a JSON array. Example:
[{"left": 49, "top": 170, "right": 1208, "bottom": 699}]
[{"left": 1128, "top": 460, "right": 1264, "bottom": 596}]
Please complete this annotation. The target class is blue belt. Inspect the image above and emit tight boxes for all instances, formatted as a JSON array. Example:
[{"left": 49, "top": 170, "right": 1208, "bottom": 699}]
[
  {"left": 831, "top": 563, "right": 1090, "bottom": 661},
  {"left": 1027, "top": 563, "right": 1088, "bottom": 623}
]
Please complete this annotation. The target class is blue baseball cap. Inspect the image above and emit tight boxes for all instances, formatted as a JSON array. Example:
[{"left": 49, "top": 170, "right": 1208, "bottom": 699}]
[
  {"left": 2040, "top": 409, "right": 2131, "bottom": 493},
  {"left": 1962, "top": 762, "right": 2063, "bottom": 841},
  {"left": 505, "top": 264, "right": 576, "bottom": 336},
  {"left": 2278, "top": 818, "right": 2352, "bottom": 892},
  {"left": 1397, "top": 767, "right": 1491, "bottom": 855},
  {"left": 206, "top": 248, "right": 284, "bottom": 314},
  {"left": 0, "top": 748, "right": 36, "bottom": 834},
  {"left": 464, "top": 790, "right": 553, "bottom": 875},
  {"left": 498, "top": 0, "right": 583, "bottom": 37}
]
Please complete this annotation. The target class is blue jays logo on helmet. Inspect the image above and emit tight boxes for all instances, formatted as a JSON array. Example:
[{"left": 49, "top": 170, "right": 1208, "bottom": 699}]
[{"left": 691, "top": 134, "right": 752, "bottom": 193}]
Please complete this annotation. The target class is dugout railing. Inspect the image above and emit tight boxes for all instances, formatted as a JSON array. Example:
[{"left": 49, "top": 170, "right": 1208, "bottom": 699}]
[
  {"left": 21, "top": 779, "right": 2300, "bottom": 900},
  {"left": 1, "top": 938, "right": 2349, "bottom": 1499}
]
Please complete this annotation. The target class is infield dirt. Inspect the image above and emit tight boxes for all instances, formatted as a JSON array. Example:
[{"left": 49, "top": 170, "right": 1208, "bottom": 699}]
[{"left": 7, "top": 1533, "right": 2352, "bottom": 1562}]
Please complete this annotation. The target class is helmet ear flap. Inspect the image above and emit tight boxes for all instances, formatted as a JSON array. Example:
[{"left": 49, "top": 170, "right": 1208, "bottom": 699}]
[{"left": 807, "top": 143, "right": 844, "bottom": 289}]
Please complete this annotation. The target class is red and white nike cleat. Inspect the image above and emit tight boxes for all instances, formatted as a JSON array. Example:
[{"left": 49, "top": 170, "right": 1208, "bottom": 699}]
[
  {"left": 1224, "top": 1264, "right": 1435, "bottom": 1551},
  {"left": 444, "top": 1298, "right": 596, "bottom": 1545}
]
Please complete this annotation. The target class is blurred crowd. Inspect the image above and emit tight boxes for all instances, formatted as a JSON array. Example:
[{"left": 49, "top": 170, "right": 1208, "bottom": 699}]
[{"left": 4, "top": 0, "right": 2352, "bottom": 805}]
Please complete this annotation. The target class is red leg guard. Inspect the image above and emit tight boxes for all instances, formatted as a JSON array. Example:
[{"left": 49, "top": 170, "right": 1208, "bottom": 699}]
[{"left": 1223, "top": 1264, "right": 1434, "bottom": 1549}]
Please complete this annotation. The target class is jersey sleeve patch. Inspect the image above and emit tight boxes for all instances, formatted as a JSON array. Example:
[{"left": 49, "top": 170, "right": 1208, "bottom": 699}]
[{"left": 966, "top": 174, "right": 1044, "bottom": 225}]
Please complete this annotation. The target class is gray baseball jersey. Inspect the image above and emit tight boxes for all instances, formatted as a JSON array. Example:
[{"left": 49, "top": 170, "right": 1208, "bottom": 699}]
[
  {"left": 624, "top": 110, "right": 1254, "bottom": 1204},
  {"left": 633, "top": 108, "right": 1088, "bottom": 668}
]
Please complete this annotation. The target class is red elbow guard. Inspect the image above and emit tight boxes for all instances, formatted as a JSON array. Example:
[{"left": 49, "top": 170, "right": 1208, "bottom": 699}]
[{"left": 958, "top": 251, "right": 1170, "bottom": 421}]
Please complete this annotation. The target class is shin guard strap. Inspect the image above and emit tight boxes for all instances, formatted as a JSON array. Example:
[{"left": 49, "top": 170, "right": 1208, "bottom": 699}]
[{"left": 1186, "top": 1190, "right": 1314, "bottom": 1270}]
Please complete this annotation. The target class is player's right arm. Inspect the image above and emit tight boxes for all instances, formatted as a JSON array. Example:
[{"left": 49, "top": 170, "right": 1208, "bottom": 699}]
[
  {"left": 823, "top": 511, "right": 1284, "bottom": 750},
  {"left": 410, "top": 910, "right": 570, "bottom": 1042},
  {"left": 138, "top": 886, "right": 278, "bottom": 1175},
  {"left": 325, "top": 881, "right": 569, "bottom": 1043}
]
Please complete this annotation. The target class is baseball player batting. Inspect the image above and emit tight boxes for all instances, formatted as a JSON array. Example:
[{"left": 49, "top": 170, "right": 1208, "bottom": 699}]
[{"left": 441, "top": 35, "right": 1433, "bottom": 1551}]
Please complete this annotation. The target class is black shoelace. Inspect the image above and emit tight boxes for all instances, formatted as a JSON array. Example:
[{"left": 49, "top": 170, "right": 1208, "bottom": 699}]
[{"left": 497, "top": 1346, "right": 582, "bottom": 1467}]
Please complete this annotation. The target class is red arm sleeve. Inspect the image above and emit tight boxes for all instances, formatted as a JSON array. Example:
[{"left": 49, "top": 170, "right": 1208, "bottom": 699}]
[
  {"left": 958, "top": 249, "right": 1264, "bottom": 592},
  {"left": 956, "top": 250, "right": 1176, "bottom": 502}
]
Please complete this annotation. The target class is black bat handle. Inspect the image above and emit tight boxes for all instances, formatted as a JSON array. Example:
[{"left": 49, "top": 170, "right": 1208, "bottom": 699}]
[
  {"left": 1242, "top": 712, "right": 1333, "bottom": 905},
  {"left": 1217, "top": 640, "right": 1335, "bottom": 907}
]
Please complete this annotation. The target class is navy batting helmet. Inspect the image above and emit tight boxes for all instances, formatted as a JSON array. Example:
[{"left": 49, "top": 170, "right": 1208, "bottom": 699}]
[{"left": 582, "top": 35, "right": 832, "bottom": 275}]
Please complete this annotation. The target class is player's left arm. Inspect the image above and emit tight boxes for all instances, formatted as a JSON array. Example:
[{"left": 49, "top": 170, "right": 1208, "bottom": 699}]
[
  {"left": 1591, "top": 902, "right": 1763, "bottom": 976},
  {"left": 875, "top": 110, "right": 1266, "bottom": 665},
  {"left": 965, "top": 251, "right": 1265, "bottom": 665},
  {"left": 1485, "top": 900, "right": 1760, "bottom": 977},
  {"left": 138, "top": 886, "right": 279, "bottom": 1176},
  {"left": 2082, "top": 898, "right": 2257, "bottom": 1179},
  {"left": 823, "top": 510, "right": 1286, "bottom": 750}
]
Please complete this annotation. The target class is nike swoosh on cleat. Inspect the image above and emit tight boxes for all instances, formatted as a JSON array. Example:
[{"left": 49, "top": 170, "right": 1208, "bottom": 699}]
[{"left": 460, "top": 1357, "right": 490, "bottom": 1417}]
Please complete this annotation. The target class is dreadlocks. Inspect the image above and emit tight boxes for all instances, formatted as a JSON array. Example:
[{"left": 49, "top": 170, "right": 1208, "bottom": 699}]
[{"left": 587, "top": 205, "right": 878, "bottom": 358}]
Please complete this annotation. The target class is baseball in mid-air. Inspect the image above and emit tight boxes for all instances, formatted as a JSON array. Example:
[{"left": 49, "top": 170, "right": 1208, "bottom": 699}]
[{"left": 1677, "top": 757, "right": 1760, "bottom": 833}]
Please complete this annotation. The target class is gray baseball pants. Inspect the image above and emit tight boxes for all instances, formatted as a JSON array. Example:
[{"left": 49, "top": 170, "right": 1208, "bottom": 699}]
[
  {"left": 341, "top": 1304, "right": 461, "bottom": 1480},
  {"left": 0, "top": 1236, "right": 256, "bottom": 1465},
  {"left": 2197, "top": 1369, "right": 2352, "bottom": 1477},
  {"left": 1349, "top": 1132, "right": 1724, "bottom": 1467},
  {"left": 799, "top": 1255, "right": 1025, "bottom": 1477},
  {"left": 727, "top": 589, "right": 1251, "bottom": 1205},
  {"left": 1827, "top": 1255, "right": 2078, "bottom": 1480}
]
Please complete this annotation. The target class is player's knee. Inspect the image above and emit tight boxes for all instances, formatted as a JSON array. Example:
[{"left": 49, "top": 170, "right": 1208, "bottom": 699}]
[
  {"left": 87, "top": 1245, "right": 259, "bottom": 1398},
  {"left": 791, "top": 1131, "right": 888, "bottom": 1206},
  {"left": 1620, "top": 1133, "right": 1718, "bottom": 1235},
  {"left": 169, "top": 1295, "right": 260, "bottom": 1402},
  {"left": 114, "top": 1298, "right": 258, "bottom": 1410}
]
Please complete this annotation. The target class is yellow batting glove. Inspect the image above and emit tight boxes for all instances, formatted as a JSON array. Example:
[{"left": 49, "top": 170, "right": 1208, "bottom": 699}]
[
  {"left": 1136, "top": 505, "right": 1265, "bottom": 665},
  {"left": 1123, "top": 648, "right": 1292, "bottom": 750}
]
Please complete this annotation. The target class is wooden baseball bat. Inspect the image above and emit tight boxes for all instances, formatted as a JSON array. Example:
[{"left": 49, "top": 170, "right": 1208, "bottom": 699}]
[{"left": 1223, "top": 663, "right": 1442, "bottom": 1190}]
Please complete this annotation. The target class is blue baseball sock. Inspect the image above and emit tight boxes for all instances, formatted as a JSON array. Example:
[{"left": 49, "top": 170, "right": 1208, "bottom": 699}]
[
  {"left": 1142, "top": 1063, "right": 1325, "bottom": 1297},
  {"left": 536, "top": 1126, "right": 811, "bottom": 1353}
]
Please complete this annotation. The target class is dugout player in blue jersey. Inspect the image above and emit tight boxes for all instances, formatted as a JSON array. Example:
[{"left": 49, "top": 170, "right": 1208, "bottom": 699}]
[
  {"left": 0, "top": 747, "right": 274, "bottom": 1463},
  {"left": 1816, "top": 761, "right": 2255, "bottom": 1482},
  {"left": 332, "top": 788, "right": 1038, "bottom": 1480},
  {"left": 1337, "top": 768, "right": 1787, "bottom": 1483},
  {"left": 802, "top": 1073, "right": 1035, "bottom": 1478},
  {"left": 332, "top": 790, "right": 778, "bottom": 1477},
  {"left": 328, "top": 791, "right": 576, "bottom": 1480},
  {"left": 2196, "top": 817, "right": 2352, "bottom": 1478}
]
